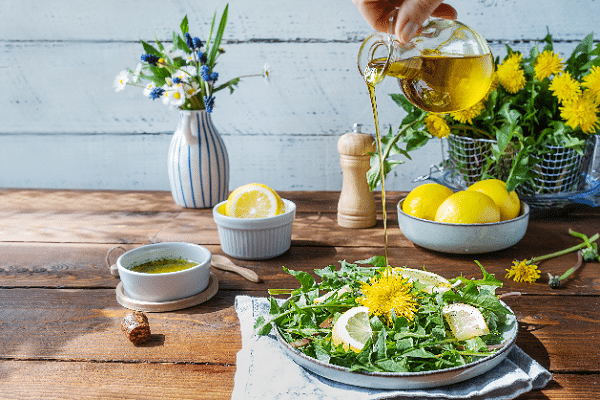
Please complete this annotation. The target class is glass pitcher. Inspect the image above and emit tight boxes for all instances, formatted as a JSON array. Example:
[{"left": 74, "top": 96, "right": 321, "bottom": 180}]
[{"left": 358, "top": 19, "right": 493, "bottom": 113}]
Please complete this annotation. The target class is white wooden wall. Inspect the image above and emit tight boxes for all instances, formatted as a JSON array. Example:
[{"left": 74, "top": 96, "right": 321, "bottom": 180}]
[{"left": 1, "top": 0, "right": 598, "bottom": 191}]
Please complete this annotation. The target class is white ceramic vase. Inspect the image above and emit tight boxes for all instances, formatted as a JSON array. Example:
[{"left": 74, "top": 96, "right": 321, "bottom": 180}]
[{"left": 168, "top": 110, "right": 229, "bottom": 208}]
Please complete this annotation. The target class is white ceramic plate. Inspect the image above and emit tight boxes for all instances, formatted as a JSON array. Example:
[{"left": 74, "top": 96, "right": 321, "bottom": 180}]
[{"left": 275, "top": 304, "right": 517, "bottom": 390}]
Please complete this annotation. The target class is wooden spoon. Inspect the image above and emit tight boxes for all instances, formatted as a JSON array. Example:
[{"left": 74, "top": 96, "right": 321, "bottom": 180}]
[{"left": 211, "top": 254, "right": 261, "bottom": 283}]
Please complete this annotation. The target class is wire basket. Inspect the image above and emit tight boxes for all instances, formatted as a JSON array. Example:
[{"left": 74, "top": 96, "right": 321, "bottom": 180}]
[
  {"left": 446, "top": 136, "right": 496, "bottom": 186},
  {"left": 518, "top": 145, "right": 586, "bottom": 195},
  {"left": 436, "top": 135, "right": 599, "bottom": 210}
]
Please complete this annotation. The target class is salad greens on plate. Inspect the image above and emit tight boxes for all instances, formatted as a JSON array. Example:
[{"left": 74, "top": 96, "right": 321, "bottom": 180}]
[{"left": 255, "top": 257, "right": 515, "bottom": 374}]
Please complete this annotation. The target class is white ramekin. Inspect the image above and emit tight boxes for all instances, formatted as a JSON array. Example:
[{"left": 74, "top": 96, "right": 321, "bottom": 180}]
[
  {"left": 116, "top": 242, "right": 212, "bottom": 302},
  {"left": 212, "top": 199, "right": 296, "bottom": 260}
]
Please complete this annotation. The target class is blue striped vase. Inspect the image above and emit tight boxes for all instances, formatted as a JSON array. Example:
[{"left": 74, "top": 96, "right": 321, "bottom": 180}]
[{"left": 168, "top": 110, "right": 230, "bottom": 208}]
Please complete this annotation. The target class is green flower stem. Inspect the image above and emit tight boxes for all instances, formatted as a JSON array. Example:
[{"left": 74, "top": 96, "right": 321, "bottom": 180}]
[
  {"left": 548, "top": 250, "right": 583, "bottom": 289},
  {"left": 529, "top": 231, "right": 599, "bottom": 264}
]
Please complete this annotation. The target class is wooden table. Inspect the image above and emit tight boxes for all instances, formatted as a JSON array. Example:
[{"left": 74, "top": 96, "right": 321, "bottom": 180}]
[{"left": 1, "top": 189, "right": 599, "bottom": 399}]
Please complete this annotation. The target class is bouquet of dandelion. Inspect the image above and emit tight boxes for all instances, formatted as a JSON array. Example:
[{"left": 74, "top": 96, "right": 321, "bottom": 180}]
[
  {"left": 114, "top": 4, "right": 268, "bottom": 112},
  {"left": 370, "top": 32, "right": 600, "bottom": 192}
]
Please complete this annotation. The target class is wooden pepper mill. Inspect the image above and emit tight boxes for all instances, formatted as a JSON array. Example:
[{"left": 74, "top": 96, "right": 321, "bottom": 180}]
[{"left": 337, "top": 123, "right": 377, "bottom": 228}]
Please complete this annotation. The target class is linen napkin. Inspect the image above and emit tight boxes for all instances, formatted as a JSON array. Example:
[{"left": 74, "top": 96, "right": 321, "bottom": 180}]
[{"left": 232, "top": 295, "right": 552, "bottom": 400}]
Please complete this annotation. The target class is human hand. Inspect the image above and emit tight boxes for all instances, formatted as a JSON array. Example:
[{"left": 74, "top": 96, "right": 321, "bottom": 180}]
[{"left": 352, "top": 0, "right": 457, "bottom": 43}]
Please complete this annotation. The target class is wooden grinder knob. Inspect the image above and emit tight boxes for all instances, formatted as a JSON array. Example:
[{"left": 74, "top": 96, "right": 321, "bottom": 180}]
[{"left": 337, "top": 124, "right": 377, "bottom": 228}]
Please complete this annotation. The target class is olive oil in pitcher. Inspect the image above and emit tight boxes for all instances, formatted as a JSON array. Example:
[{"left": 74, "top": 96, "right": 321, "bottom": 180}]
[{"left": 358, "top": 19, "right": 494, "bottom": 262}]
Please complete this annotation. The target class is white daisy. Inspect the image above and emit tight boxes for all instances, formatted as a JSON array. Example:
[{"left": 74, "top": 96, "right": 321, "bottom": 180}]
[
  {"left": 142, "top": 82, "right": 156, "bottom": 97},
  {"left": 162, "top": 83, "right": 186, "bottom": 108},
  {"left": 113, "top": 70, "right": 130, "bottom": 92},
  {"left": 263, "top": 63, "right": 272, "bottom": 83}
]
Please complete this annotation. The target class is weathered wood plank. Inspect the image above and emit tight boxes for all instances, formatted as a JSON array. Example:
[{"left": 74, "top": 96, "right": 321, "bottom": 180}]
[
  {"left": 0, "top": 288, "right": 241, "bottom": 365},
  {"left": 1, "top": 41, "right": 586, "bottom": 136},
  {"left": 0, "top": 360, "right": 596, "bottom": 400},
  {"left": 1, "top": 242, "right": 599, "bottom": 297},
  {"left": 2, "top": 0, "right": 597, "bottom": 41},
  {"left": 0, "top": 360, "right": 234, "bottom": 400}
]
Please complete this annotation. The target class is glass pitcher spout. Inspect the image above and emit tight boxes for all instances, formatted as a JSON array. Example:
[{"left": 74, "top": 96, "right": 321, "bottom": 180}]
[{"left": 358, "top": 19, "right": 494, "bottom": 113}]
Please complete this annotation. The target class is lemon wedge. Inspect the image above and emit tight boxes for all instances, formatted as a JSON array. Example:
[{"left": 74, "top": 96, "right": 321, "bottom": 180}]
[
  {"left": 331, "top": 307, "right": 372, "bottom": 352},
  {"left": 391, "top": 267, "right": 451, "bottom": 294},
  {"left": 442, "top": 303, "right": 490, "bottom": 341},
  {"left": 225, "top": 183, "right": 285, "bottom": 218}
]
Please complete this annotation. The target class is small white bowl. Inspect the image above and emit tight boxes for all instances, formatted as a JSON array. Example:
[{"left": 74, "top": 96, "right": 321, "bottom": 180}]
[
  {"left": 212, "top": 199, "right": 296, "bottom": 260},
  {"left": 117, "top": 242, "right": 211, "bottom": 302},
  {"left": 397, "top": 199, "right": 530, "bottom": 254}
]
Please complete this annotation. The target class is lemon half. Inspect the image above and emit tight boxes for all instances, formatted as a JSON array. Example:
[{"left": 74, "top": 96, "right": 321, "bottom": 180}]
[
  {"left": 391, "top": 267, "right": 451, "bottom": 294},
  {"left": 442, "top": 303, "right": 490, "bottom": 341},
  {"left": 225, "top": 183, "right": 285, "bottom": 218},
  {"left": 331, "top": 306, "right": 372, "bottom": 352}
]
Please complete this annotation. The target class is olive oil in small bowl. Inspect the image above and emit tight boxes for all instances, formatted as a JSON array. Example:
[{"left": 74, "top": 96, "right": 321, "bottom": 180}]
[
  {"left": 117, "top": 242, "right": 212, "bottom": 302},
  {"left": 129, "top": 258, "right": 199, "bottom": 274}
]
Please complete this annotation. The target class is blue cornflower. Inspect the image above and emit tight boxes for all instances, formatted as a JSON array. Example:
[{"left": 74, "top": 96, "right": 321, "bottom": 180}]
[
  {"left": 209, "top": 72, "right": 219, "bottom": 82},
  {"left": 193, "top": 37, "right": 204, "bottom": 49},
  {"left": 173, "top": 77, "right": 182, "bottom": 84},
  {"left": 185, "top": 33, "right": 194, "bottom": 49},
  {"left": 198, "top": 52, "right": 207, "bottom": 64},
  {"left": 200, "top": 65, "right": 211, "bottom": 81},
  {"left": 204, "top": 96, "right": 215, "bottom": 113},
  {"left": 141, "top": 54, "right": 160, "bottom": 66},
  {"left": 149, "top": 87, "right": 165, "bottom": 100}
]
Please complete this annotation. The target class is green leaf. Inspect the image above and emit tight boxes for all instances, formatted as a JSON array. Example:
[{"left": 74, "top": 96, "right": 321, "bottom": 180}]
[
  {"left": 355, "top": 256, "right": 387, "bottom": 268},
  {"left": 180, "top": 15, "right": 189, "bottom": 35},
  {"left": 208, "top": 4, "right": 229, "bottom": 66},
  {"left": 141, "top": 40, "right": 161, "bottom": 57},
  {"left": 283, "top": 266, "right": 315, "bottom": 291}
]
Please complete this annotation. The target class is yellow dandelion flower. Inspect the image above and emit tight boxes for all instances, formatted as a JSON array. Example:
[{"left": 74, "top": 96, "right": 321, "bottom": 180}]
[
  {"left": 582, "top": 66, "right": 600, "bottom": 103},
  {"left": 550, "top": 72, "right": 582, "bottom": 104},
  {"left": 503, "top": 52, "right": 523, "bottom": 67},
  {"left": 497, "top": 54, "right": 526, "bottom": 93},
  {"left": 450, "top": 101, "right": 485, "bottom": 124},
  {"left": 358, "top": 268, "right": 419, "bottom": 323},
  {"left": 505, "top": 260, "right": 541, "bottom": 283},
  {"left": 425, "top": 114, "right": 450, "bottom": 138},
  {"left": 559, "top": 91, "right": 600, "bottom": 134},
  {"left": 534, "top": 50, "right": 564, "bottom": 81},
  {"left": 486, "top": 72, "right": 499, "bottom": 96}
]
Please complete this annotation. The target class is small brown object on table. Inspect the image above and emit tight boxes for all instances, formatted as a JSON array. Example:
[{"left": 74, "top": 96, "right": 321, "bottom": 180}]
[
  {"left": 121, "top": 311, "right": 151, "bottom": 345},
  {"left": 1, "top": 189, "right": 599, "bottom": 399}
]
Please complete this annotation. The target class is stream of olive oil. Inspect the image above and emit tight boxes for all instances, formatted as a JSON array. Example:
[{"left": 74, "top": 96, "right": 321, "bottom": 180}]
[{"left": 366, "top": 83, "right": 389, "bottom": 263}]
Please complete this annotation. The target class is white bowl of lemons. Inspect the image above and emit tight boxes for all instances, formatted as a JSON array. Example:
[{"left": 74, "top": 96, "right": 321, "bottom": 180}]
[
  {"left": 397, "top": 180, "right": 529, "bottom": 254},
  {"left": 213, "top": 183, "right": 296, "bottom": 260}
]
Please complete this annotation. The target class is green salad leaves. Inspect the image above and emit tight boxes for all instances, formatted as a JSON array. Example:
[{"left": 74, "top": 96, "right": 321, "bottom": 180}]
[{"left": 255, "top": 258, "right": 515, "bottom": 373}]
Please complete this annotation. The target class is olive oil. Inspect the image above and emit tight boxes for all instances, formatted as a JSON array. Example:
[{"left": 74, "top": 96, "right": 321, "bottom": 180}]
[
  {"left": 130, "top": 258, "right": 198, "bottom": 274},
  {"left": 366, "top": 53, "right": 494, "bottom": 112}
]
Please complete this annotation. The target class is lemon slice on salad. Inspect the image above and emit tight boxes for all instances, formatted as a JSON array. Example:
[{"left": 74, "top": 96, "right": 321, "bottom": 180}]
[
  {"left": 225, "top": 183, "right": 285, "bottom": 218},
  {"left": 331, "top": 307, "right": 372, "bottom": 352},
  {"left": 442, "top": 303, "right": 490, "bottom": 341},
  {"left": 392, "top": 267, "right": 451, "bottom": 294}
]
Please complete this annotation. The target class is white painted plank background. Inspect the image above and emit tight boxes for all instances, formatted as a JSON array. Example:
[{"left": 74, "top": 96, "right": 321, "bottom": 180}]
[{"left": 1, "top": 0, "right": 598, "bottom": 191}]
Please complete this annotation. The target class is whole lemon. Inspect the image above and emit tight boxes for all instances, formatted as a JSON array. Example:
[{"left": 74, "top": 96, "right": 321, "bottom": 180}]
[
  {"left": 434, "top": 191, "right": 501, "bottom": 224},
  {"left": 402, "top": 183, "right": 454, "bottom": 221},
  {"left": 467, "top": 179, "right": 520, "bottom": 221}
]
